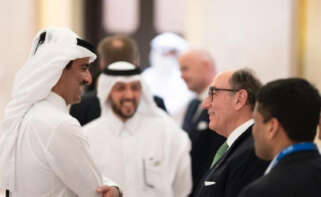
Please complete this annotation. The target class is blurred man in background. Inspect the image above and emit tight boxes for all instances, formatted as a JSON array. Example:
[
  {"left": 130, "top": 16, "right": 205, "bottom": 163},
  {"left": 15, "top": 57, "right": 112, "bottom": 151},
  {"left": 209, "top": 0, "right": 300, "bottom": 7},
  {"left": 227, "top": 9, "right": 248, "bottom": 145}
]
[
  {"left": 142, "top": 32, "right": 194, "bottom": 124},
  {"left": 179, "top": 49, "right": 225, "bottom": 195}
]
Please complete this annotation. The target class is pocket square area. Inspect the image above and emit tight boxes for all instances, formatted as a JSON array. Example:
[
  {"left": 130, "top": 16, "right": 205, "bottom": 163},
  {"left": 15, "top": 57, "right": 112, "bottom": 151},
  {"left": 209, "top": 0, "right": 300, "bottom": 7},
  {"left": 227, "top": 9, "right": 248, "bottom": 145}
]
[{"left": 204, "top": 181, "right": 216, "bottom": 186}]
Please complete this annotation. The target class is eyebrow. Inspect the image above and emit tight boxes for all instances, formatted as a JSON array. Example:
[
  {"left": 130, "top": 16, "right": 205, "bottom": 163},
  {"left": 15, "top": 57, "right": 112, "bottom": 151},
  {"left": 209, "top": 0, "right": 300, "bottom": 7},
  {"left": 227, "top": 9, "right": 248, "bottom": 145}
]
[{"left": 82, "top": 63, "right": 90, "bottom": 68}]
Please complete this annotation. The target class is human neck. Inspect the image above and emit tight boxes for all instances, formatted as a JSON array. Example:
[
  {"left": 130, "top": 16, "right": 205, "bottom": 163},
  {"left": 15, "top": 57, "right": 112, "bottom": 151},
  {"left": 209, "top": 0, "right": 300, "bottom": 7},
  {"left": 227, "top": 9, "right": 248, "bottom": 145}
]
[
  {"left": 270, "top": 137, "right": 295, "bottom": 160},
  {"left": 51, "top": 89, "right": 68, "bottom": 105},
  {"left": 224, "top": 113, "right": 252, "bottom": 138}
]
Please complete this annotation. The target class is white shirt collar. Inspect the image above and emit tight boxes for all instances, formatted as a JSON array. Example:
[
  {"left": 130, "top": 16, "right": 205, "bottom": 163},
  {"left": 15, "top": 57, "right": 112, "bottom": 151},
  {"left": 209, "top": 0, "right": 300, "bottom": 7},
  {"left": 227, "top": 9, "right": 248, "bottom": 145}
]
[
  {"left": 226, "top": 119, "right": 254, "bottom": 147},
  {"left": 47, "top": 92, "right": 68, "bottom": 113},
  {"left": 106, "top": 110, "right": 142, "bottom": 137}
]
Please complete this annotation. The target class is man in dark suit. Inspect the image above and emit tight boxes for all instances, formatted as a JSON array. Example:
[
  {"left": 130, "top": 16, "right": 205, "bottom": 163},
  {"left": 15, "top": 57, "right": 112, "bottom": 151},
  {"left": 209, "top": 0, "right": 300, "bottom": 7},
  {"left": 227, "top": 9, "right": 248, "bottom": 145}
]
[
  {"left": 239, "top": 78, "right": 321, "bottom": 197},
  {"left": 70, "top": 35, "right": 166, "bottom": 125},
  {"left": 179, "top": 50, "right": 225, "bottom": 195},
  {"left": 194, "top": 69, "right": 269, "bottom": 197}
]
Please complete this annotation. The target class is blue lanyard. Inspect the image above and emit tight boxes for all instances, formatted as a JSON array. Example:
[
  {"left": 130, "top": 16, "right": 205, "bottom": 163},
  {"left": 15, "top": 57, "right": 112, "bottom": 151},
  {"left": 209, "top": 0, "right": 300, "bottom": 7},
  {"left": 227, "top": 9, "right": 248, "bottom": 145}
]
[{"left": 265, "top": 142, "right": 317, "bottom": 174}]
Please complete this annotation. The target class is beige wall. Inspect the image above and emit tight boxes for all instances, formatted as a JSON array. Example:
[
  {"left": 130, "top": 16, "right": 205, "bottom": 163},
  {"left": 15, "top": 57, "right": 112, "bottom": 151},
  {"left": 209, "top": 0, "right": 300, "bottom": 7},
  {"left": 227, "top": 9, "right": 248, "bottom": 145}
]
[
  {"left": 186, "top": 0, "right": 297, "bottom": 83},
  {"left": 304, "top": 0, "right": 321, "bottom": 89},
  {"left": 0, "top": 0, "right": 84, "bottom": 120},
  {"left": 304, "top": 0, "right": 321, "bottom": 147},
  {"left": 38, "top": 0, "right": 84, "bottom": 37},
  {"left": 0, "top": 0, "right": 36, "bottom": 120}
]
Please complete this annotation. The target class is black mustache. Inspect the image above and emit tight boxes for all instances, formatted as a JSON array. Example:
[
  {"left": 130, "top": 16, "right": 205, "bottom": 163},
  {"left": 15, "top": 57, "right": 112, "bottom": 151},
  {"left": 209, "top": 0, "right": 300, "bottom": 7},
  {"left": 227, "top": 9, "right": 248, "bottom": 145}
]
[
  {"left": 81, "top": 80, "right": 88, "bottom": 85},
  {"left": 120, "top": 99, "right": 136, "bottom": 105}
]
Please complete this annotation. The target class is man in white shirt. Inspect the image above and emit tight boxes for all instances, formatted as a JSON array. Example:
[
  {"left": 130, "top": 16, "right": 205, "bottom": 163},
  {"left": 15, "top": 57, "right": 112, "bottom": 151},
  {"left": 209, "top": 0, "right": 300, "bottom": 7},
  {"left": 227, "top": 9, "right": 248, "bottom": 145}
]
[
  {"left": 193, "top": 69, "right": 269, "bottom": 197},
  {"left": 178, "top": 50, "right": 225, "bottom": 195},
  {"left": 84, "top": 61, "right": 192, "bottom": 197},
  {"left": 0, "top": 27, "right": 120, "bottom": 197}
]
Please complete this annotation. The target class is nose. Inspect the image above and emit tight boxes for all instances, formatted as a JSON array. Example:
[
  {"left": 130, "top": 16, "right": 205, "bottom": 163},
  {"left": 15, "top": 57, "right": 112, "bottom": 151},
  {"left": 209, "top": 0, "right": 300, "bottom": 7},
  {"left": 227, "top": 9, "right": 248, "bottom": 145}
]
[
  {"left": 84, "top": 70, "right": 92, "bottom": 85},
  {"left": 124, "top": 89, "right": 135, "bottom": 99}
]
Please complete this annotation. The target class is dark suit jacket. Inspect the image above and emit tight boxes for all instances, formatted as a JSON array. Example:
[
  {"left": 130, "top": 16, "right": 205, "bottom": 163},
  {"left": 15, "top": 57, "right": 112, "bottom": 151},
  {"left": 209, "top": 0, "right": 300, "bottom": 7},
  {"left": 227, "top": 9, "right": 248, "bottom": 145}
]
[
  {"left": 70, "top": 90, "right": 167, "bottom": 126},
  {"left": 183, "top": 108, "right": 225, "bottom": 196},
  {"left": 193, "top": 126, "right": 269, "bottom": 197},
  {"left": 239, "top": 149, "right": 321, "bottom": 197}
]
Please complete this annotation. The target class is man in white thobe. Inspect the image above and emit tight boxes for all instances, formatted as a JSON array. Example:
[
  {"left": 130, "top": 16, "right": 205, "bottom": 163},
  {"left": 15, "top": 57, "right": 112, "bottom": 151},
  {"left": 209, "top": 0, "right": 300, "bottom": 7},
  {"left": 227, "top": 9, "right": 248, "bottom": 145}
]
[
  {"left": 0, "top": 27, "right": 120, "bottom": 197},
  {"left": 84, "top": 61, "right": 192, "bottom": 197},
  {"left": 142, "top": 32, "right": 194, "bottom": 125}
]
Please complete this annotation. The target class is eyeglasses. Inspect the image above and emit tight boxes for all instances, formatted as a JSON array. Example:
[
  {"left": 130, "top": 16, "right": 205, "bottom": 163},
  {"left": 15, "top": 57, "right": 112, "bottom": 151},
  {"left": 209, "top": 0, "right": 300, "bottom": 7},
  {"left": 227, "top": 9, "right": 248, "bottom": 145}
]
[{"left": 208, "top": 86, "right": 239, "bottom": 101}]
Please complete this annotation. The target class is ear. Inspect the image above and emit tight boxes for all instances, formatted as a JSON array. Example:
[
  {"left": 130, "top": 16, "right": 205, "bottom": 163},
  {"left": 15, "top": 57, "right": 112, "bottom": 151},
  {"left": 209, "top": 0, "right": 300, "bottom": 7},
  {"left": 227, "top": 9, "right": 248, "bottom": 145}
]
[
  {"left": 265, "top": 118, "right": 280, "bottom": 141},
  {"left": 234, "top": 89, "right": 248, "bottom": 110}
]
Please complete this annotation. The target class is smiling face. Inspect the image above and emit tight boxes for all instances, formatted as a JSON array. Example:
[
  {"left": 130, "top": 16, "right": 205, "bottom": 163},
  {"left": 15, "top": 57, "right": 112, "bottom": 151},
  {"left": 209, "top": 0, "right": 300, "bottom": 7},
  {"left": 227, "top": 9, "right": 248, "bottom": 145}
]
[
  {"left": 108, "top": 80, "right": 142, "bottom": 121},
  {"left": 52, "top": 57, "right": 92, "bottom": 105},
  {"left": 202, "top": 72, "right": 237, "bottom": 137}
]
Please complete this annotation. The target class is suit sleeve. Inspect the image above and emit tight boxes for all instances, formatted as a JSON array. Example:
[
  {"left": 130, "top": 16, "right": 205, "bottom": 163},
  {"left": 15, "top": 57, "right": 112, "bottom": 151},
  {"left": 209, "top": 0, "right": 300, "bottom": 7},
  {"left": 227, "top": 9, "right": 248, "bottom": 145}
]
[{"left": 46, "top": 121, "right": 111, "bottom": 197}]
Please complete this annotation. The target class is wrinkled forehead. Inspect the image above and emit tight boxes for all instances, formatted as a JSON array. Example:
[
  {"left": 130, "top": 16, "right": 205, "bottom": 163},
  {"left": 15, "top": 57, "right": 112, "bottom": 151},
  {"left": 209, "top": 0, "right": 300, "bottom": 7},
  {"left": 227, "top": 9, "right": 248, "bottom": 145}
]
[{"left": 212, "top": 71, "right": 233, "bottom": 88}]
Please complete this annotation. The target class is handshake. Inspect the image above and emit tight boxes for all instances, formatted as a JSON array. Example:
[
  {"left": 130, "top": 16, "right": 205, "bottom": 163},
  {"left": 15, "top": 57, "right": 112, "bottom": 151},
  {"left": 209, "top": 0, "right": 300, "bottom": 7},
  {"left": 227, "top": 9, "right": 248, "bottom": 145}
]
[{"left": 96, "top": 185, "right": 122, "bottom": 197}]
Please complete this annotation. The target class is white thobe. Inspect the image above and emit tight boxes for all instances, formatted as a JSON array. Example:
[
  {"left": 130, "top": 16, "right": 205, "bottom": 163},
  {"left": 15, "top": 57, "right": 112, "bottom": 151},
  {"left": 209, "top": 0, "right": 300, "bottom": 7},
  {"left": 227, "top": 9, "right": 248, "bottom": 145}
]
[
  {"left": 84, "top": 110, "right": 192, "bottom": 197},
  {"left": 12, "top": 92, "right": 113, "bottom": 197}
]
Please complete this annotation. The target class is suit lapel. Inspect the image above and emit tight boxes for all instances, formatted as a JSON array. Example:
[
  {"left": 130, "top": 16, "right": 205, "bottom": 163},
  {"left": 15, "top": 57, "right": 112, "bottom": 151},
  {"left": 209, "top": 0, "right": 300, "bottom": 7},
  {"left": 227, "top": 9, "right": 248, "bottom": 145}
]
[{"left": 210, "top": 126, "right": 252, "bottom": 171}]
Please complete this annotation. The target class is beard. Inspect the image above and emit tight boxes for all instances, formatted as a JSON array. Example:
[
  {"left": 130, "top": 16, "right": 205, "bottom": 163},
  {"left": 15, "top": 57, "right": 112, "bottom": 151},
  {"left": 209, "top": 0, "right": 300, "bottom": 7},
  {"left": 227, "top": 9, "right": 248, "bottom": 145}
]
[{"left": 110, "top": 98, "right": 139, "bottom": 120}]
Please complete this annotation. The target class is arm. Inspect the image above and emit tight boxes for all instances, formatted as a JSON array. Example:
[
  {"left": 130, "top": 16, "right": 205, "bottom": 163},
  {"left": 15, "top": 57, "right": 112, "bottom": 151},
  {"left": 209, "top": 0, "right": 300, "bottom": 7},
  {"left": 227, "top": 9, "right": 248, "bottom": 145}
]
[{"left": 47, "top": 121, "right": 117, "bottom": 197}]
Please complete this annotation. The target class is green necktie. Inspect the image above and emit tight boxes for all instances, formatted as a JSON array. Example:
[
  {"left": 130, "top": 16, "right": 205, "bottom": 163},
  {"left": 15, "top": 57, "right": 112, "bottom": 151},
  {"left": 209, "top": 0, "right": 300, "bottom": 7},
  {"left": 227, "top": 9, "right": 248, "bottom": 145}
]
[{"left": 210, "top": 142, "right": 229, "bottom": 168}]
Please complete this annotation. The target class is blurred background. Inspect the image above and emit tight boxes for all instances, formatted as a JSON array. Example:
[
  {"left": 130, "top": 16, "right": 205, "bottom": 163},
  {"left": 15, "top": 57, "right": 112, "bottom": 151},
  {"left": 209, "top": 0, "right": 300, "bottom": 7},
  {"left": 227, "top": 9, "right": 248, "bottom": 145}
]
[{"left": 0, "top": 0, "right": 320, "bottom": 141}]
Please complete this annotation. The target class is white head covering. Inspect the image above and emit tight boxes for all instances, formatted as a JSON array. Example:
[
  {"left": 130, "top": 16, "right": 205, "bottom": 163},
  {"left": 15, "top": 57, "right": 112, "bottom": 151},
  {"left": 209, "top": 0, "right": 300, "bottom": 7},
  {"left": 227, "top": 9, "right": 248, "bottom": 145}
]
[
  {"left": 150, "top": 32, "right": 188, "bottom": 54},
  {"left": 97, "top": 61, "right": 158, "bottom": 117},
  {"left": 0, "top": 27, "right": 96, "bottom": 190}
]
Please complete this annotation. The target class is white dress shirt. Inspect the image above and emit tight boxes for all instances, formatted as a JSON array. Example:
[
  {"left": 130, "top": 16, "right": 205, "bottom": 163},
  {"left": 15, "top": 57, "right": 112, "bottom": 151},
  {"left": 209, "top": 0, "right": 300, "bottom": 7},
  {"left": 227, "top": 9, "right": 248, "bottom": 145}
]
[
  {"left": 12, "top": 92, "right": 113, "bottom": 197},
  {"left": 226, "top": 119, "right": 254, "bottom": 148},
  {"left": 84, "top": 109, "right": 192, "bottom": 197}
]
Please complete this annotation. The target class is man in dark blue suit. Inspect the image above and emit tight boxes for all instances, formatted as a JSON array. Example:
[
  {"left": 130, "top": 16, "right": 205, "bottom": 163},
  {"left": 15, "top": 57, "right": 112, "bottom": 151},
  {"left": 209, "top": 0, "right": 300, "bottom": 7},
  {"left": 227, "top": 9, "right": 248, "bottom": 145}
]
[
  {"left": 239, "top": 78, "right": 321, "bottom": 197},
  {"left": 179, "top": 50, "right": 225, "bottom": 196},
  {"left": 70, "top": 35, "right": 166, "bottom": 125},
  {"left": 193, "top": 69, "right": 269, "bottom": 197}
]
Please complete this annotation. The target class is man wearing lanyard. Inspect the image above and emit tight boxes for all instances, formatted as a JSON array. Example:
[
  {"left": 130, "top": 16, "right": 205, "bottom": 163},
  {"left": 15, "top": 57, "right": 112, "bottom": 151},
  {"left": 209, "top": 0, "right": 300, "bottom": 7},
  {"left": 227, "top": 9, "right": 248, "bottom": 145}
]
[{"left": 239, "top": 78, "right": 321, "bottom": 197}]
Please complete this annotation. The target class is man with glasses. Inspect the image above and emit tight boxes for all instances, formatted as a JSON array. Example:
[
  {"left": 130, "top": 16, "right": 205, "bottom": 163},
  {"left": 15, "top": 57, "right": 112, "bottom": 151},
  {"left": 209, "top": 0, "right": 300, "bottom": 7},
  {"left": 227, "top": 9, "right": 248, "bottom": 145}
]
[{"left": 193, "top": 69, "right": 269, "bottom": 197}]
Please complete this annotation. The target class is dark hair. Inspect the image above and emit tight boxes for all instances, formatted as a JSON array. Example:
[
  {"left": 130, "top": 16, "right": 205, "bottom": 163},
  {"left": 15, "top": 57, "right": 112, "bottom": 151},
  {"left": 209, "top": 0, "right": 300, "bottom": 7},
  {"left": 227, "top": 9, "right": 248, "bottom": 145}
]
[
  {"left": 65, "top": 60, "right": 73, "bottom": 69},
  {"left": 97, "top": 35, "right": 139, "bottom": 68},
  {"left": 229, "top": 68, "right": 262, "bottom": 111},
  {"left": 257, "top": 78, "right": 321, "bottom": 142}
]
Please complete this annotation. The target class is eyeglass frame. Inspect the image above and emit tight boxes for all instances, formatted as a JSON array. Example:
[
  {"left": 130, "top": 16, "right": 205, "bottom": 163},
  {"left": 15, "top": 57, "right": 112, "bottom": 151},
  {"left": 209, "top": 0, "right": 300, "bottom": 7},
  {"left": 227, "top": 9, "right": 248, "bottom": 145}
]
[{"left": 208, "top": 86, "right": 240, "bottom": 101}]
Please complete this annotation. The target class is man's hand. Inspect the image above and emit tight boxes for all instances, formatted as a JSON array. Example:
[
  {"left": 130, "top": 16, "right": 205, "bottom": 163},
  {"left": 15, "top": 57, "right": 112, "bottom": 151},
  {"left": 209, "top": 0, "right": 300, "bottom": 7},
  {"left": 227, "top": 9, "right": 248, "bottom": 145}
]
[{"left": 96, "top": 185, "right": 122, "bottom": 197}]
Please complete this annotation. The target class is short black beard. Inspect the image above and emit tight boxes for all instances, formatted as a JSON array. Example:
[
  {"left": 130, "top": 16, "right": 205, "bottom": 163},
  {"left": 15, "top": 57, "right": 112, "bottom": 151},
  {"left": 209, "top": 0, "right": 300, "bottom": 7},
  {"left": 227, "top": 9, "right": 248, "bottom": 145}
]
[{"left": 110, "top": 99, "right": 137, "bottom": 120}]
